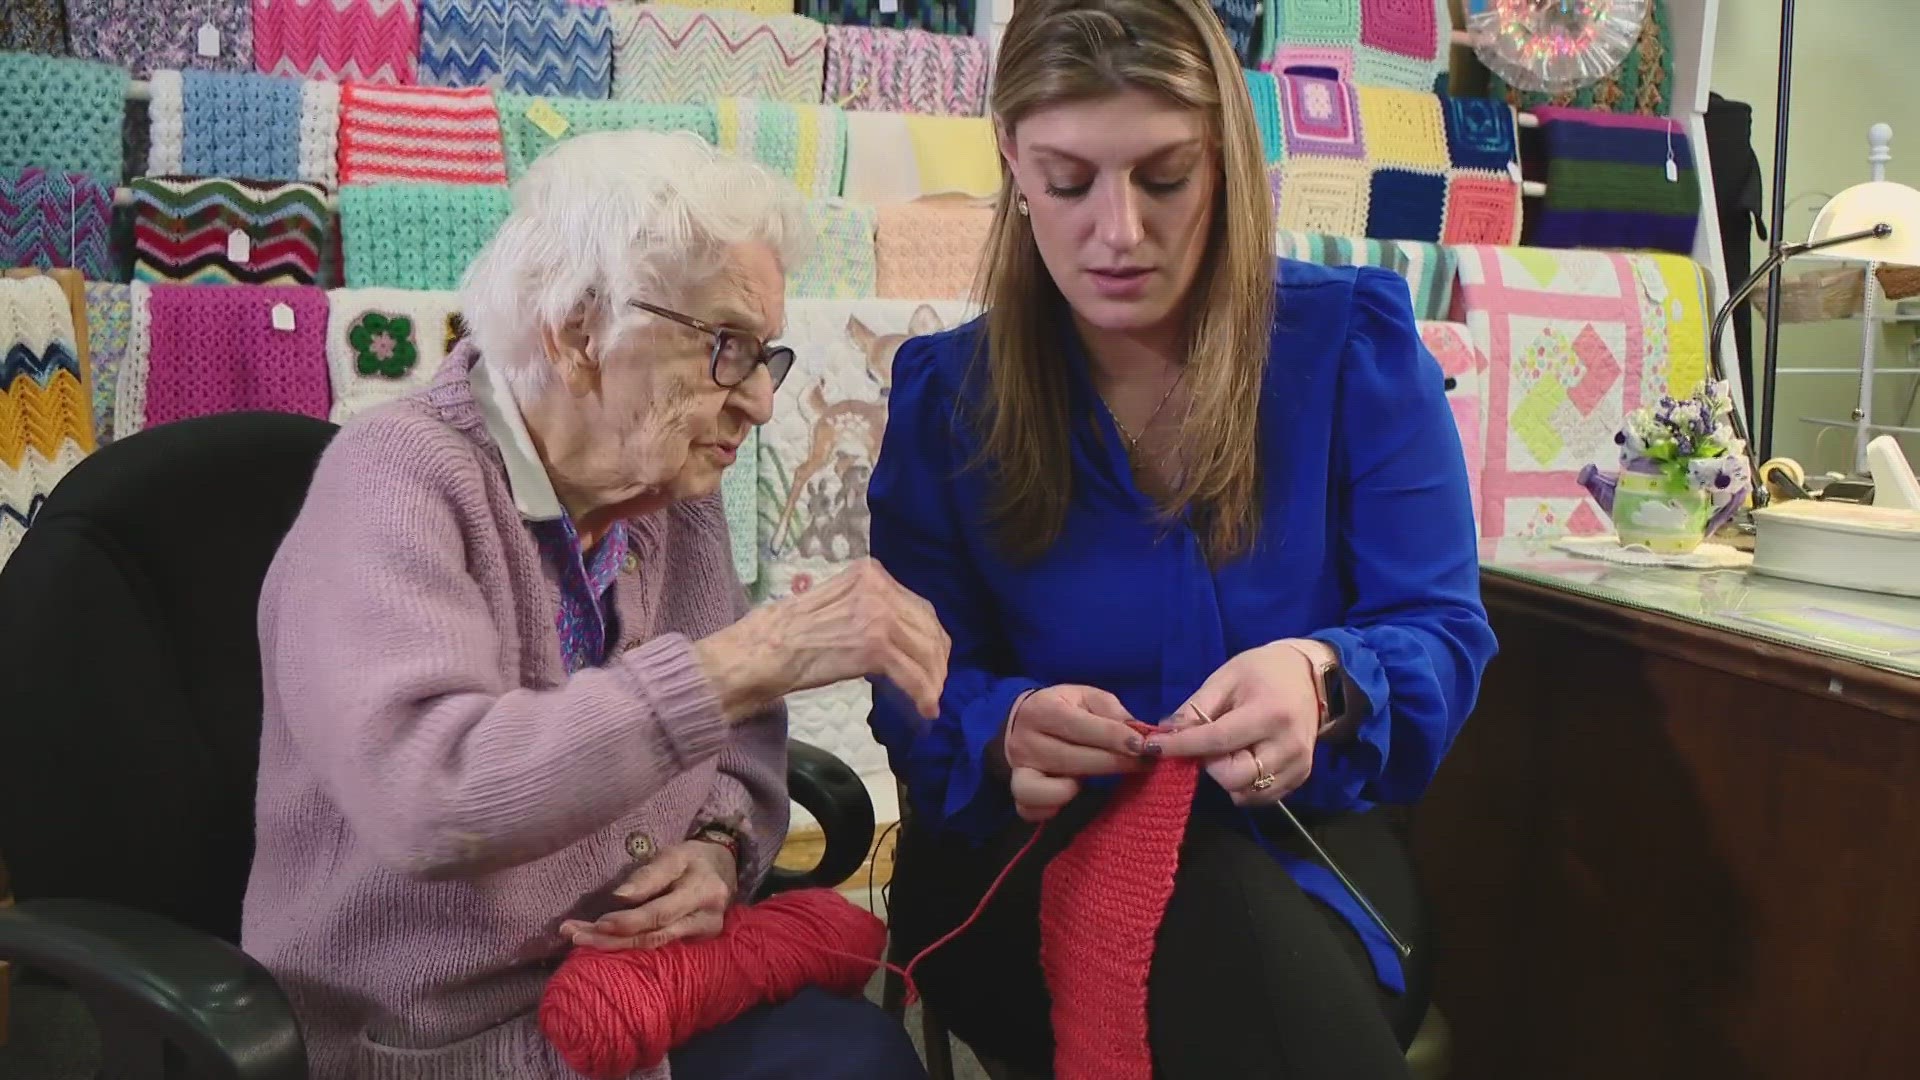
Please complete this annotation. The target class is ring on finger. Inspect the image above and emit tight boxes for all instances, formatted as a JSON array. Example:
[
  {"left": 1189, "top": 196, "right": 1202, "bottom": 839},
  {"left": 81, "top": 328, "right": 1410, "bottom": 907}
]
[{"left": 1248, "top": 752, "right": 1277, "bottom": 792}]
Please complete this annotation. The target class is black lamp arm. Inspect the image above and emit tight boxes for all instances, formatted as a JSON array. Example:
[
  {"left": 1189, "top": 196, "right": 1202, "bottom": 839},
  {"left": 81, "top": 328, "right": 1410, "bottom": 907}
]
[{"left": 1708, "top": 222, "right": 1894, "bottom": 506}]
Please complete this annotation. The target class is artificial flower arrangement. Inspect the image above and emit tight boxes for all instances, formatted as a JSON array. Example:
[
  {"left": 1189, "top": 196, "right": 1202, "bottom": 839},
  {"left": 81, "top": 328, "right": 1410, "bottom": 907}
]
[{"left": 1577, "top": 381, "right": 1753, "bottom": 553}]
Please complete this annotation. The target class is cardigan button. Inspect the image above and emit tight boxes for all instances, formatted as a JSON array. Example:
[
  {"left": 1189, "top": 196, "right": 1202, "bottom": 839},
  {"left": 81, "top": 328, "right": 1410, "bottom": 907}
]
[{"left": 624, "top": 831, "right": 656, "bottom": 862}]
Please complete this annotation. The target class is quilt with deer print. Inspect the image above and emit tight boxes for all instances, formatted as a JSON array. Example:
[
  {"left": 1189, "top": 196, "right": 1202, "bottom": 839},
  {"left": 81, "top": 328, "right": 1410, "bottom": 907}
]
[{"left": 756, "top": 298, "right": 977, "bottom": 791}]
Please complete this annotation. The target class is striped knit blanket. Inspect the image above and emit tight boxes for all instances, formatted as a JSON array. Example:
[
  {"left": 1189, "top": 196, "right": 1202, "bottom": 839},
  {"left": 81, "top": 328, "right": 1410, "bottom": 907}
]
[
  {"left": 131, "top": 177, "right": 330, "bottom": 286},
  {"left": 715, "top": 99, "right": 847, "bottom": 201},
  {"left": 0, "top": 169, "right": 115, "bottom": 283},
  {"left": 823, "top": 25, "right": 989, "bottom": 116},
  {"left": 420, "top": 0, "right": 612, "bottom": 98},
  {"left": 1274, "top": 231, "right": 1459, "bottom": 323},
  {"left": 1526, "top": 107, "right": 1702, "bottom": 256},
  {"left": 252, "top": 0, "right": 420, "bottom": 85},
  {"left": 146, "top": 69, "right": 341, "bottom": 186},
  {"left": 496, "top": 95, "right": 716, "bottom": 179},
  {"left": 338, "top": 83, "right": 508, "bottom": 185},
  {"left": 610, "top": 5, "right": 826, "bottom": 105}
]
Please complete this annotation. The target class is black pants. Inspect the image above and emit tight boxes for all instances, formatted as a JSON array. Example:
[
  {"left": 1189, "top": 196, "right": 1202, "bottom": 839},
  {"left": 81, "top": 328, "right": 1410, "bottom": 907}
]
[{"left": 888, "top": 794, "right": 1429, "bottom": 1079}]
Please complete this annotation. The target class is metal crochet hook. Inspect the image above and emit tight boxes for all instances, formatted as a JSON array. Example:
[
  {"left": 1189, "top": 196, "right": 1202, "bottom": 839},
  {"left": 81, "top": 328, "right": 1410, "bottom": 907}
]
[{"left": 1180, "top": 704, "right": 1413, "bottom": 960}]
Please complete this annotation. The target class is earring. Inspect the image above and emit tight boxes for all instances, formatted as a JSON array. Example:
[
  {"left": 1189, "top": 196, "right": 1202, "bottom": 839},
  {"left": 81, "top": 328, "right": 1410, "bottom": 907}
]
[{"left": 1016, "top": 194, "right": 1030, "bottom": 217}]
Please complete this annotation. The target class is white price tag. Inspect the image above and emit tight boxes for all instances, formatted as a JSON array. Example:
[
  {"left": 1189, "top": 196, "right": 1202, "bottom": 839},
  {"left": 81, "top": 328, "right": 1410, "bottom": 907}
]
[
  {"left": 196, "top": 23, "right": 221, "bottom": 59},
  {"left": 226, "top": 229, "right": 250, "bottom": 265},
  {"left": 879, "top": 0, "right": 899, "bottom": 12},
  {"left": 270, "top": 302, "right": 296, "bottom": 332},
  {"left": 1665, "top": 157, "right": 1679, "bottom": 183},
  {"left": 1507, "top": 160, "right": 1523, "bottom": 184}
]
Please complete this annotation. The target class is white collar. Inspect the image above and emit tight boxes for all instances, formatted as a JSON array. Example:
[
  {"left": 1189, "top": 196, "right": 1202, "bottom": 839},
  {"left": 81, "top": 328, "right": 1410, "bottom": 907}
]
[{"left": 467, "top": 359, "right": 565, "bottom": 522}]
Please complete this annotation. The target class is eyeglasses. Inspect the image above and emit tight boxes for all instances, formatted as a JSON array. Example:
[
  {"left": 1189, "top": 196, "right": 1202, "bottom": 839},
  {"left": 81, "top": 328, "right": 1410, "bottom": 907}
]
[{"left": 629, "top": 300, "right": 794, "bottom": 391}]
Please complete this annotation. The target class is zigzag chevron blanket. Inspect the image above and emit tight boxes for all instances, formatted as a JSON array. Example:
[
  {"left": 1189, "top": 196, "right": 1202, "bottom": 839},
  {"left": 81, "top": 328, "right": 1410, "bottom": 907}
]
[
  {"left": 496, "top": 95, "right": 716, "bottom": 179},
  {"left": 338, "top": 83, "right": 509, "bottom": 185},
  {"left": 0, "top": 53, "right": 130, "bottom": 191},
  {"left": 144, "top": 69, "right": 341, "bottom": 187},
  {"left": 252, "top": 0, "right": 420, "bottom": 86},
  {"left": 66, "top": 0, "right": 253, "bottom": 77},
  {"left": 609, "top": 5, "right": 826, "bottom": 105},
  {"left": 0, "top": 169, "right": 115, "bottom": 283},
  {"left": 714, "top": 99, "right": 846, "bottom": 201},
  {"left": 823, "top": 25, "right": 989, "bottom": 116},
  {"left": 131, "top": 177, "right": 329, "bottom": 286},
  {"left": 799, "top": 0, "right": 975, "bottom": 35},
  {"left": 420, "top": 0, "right": 612, "bottom": 99},
  {"left": 0, "top": 274, "right": 93, "bottom": 569},
  {"left": 337, "top": 182, "right": 509, "bottom": 290},
  {"left": 135, "top": 283, "right": 332, "bottom": 430}
]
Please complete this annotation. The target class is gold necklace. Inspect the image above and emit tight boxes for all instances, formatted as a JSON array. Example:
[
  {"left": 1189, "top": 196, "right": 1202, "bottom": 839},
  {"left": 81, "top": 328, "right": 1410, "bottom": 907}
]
[{"left": 1103, "top": 367, "right": 1185, "bottom": 450}]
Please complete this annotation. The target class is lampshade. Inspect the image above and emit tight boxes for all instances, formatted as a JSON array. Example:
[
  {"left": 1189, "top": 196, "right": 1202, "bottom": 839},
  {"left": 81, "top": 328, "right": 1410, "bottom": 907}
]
[{"left": 1804, "top": 180, "right": 1920, "bottom": 266}]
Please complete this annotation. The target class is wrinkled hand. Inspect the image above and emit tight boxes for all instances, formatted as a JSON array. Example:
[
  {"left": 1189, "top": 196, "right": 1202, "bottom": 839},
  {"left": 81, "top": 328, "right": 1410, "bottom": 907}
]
[
  {"left": 560, "top": 839, "right": 737, "bottom": 951},
  {"left": 1003, "top": 685, "right": 1144, "bottom": 823},
  {"left": 699, "top": 559, "right": 950, "bottom": 722},
  {"left": 1143, "top": 643, "right": 1321, "bottom": 806}
]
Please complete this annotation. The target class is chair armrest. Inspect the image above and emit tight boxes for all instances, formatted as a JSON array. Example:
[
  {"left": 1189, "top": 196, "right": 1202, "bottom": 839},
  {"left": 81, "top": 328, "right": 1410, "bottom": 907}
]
[
  {"left": 760, "top": 739, "right": 876, "bottom": 897},
  {"left": 0, "top": 899, "right": 307, "bottom": 1079}
]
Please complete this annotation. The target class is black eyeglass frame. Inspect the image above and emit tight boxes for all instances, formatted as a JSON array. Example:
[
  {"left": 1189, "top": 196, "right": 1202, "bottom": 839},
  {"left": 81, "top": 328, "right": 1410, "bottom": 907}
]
[{"left": 628, "top": 299, "right": 795, "bottom": 391}]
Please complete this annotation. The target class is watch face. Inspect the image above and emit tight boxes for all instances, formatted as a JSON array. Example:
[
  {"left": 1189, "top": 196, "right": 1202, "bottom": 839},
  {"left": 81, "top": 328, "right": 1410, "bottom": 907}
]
[{"left": 1324, "top": 668, "right": 1347, "bottom": 719}]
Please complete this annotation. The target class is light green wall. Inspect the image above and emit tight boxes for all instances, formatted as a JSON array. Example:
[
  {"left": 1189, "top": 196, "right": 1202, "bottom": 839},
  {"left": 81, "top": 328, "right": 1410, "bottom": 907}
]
[{"left": 1712, "top": 1, "right": 1920, "bottom": 477}]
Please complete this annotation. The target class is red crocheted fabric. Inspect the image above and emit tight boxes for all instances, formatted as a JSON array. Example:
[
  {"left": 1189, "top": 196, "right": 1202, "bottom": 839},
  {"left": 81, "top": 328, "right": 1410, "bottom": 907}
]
[{"left": 1039, "top": 755, "right": 1200, "bottom": 1080}]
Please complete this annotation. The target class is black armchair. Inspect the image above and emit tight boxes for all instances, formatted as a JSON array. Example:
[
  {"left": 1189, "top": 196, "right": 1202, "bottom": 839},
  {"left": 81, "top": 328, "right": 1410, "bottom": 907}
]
[{"left": 0, "top": 412, "right": 874, "bottom": 1078}]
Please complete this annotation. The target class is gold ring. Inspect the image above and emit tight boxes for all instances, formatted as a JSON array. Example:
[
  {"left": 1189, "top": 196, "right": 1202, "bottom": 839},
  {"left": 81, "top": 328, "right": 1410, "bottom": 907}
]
[
  {"left": 1249, "top": 753, "right": 1277, "bottom": 792},
  {"left": 1188, "top": 704, "right": 1216, "bottom": 725}
]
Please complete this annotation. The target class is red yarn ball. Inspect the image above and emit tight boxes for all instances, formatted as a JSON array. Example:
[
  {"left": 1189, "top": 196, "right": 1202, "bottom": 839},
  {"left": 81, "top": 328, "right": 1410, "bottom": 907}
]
[{"left": 538, "top": 887, "right": 889, "bottom": 1079}]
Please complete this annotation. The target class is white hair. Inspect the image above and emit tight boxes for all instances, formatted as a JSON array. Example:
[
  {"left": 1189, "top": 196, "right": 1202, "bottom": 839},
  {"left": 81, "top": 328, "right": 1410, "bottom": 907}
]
[{"left": 458, "top": 129, "right": 813, "bottom": 402}]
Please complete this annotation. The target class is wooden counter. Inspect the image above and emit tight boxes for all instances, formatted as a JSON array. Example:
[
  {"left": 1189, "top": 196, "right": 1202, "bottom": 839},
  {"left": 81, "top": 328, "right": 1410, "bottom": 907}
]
[{"left": 1415, "top": 566, "right": 1920, "bottom": 1079}]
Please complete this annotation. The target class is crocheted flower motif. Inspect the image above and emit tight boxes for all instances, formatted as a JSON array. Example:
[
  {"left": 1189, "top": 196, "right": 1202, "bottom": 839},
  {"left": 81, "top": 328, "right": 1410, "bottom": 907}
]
[{"left": 350, "top": 311, "right": 417, "bottom": 379}]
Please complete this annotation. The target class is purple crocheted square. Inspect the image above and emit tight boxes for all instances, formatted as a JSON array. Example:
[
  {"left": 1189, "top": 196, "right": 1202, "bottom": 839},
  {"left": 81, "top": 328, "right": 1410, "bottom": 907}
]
[
  {"left": 1280, "top": 73, "right": 1365, "bottom": 160},
  {"left": 67, "top": 0, "right": 253, "bottom": 77}
]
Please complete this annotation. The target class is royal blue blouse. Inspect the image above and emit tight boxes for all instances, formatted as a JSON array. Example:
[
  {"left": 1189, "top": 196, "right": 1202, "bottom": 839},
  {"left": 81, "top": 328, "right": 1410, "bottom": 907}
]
[{"left": 866, "top": 262, "right": 1497, "bottom": 992}]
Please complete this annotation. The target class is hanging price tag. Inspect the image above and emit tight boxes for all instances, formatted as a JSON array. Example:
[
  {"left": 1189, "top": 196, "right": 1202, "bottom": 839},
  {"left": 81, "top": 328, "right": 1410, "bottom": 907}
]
[
  {"left": 1665, "top": 157, "right": 1679, "bottom": 183},
  {"left": 879, "top": 0, "right": 899, "bottom": 13},
  {"left": 525, "top": 98, "right": 570, "bottom": 139},
  {"left": 197, "top": 23, "right": 221, "bottom": 59},
  {"left": 1507, "top": 160, "right": 1523, "bottom": 184},
  {"left": 271, "top": 302, "right": 297, "bottom": 332},
  {"left": 227, "top": 230, "right": 251, "bottom": 265}
]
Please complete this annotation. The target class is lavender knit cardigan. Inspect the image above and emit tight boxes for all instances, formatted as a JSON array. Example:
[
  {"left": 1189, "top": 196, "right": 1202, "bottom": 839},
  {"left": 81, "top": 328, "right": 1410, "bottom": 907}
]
[{"left": 244, "top": 345, "right": 788, "bottom": 1079}]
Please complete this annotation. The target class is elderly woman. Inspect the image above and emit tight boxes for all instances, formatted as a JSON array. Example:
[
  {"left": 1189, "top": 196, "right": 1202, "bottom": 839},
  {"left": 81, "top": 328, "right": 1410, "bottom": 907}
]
[{"left": 245, "top": 131, "right": 944, "bottom": 1079}]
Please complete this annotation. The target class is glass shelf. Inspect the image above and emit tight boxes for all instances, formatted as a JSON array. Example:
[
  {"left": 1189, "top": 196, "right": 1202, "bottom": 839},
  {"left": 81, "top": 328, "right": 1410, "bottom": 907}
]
[{"left": 1480, "top": 539, "right": 1920, "bottom": 680}]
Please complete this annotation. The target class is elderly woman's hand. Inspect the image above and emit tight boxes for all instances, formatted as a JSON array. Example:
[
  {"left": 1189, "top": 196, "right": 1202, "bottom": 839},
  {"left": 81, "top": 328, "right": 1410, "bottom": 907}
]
[
  {"left": 695, "top": 559, "right": 950, "bottom": 722},
  {"left": 560, "top": 839, "right": 737, "bottom": 951},
  {"left": 1142, "top": 642, "right": 1324, "bottom": 806}
]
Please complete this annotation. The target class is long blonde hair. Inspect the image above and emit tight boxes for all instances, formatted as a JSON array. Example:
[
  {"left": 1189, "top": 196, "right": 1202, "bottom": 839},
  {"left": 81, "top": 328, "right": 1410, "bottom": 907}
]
[{"left": 970, "top": 0, "right": 1275, "bottom": 564}]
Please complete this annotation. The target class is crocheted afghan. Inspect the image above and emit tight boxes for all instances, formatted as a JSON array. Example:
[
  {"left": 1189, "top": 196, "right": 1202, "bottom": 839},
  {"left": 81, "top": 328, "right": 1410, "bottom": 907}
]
[
  {"left": 823, "top": 25, "right": 990, "bottom": 116},
  {"left": 789, "top": 200, "right": 877, "bottom": 300},
  {"left": 84, "top": 282, "right": 133, "bottom": 445},
  {"left": 252, "top": 0, "right": 421, "bottom": 86},
  {"left": 146, "top": 70, "right": 341, "bottom": 187},
  {"left": 1491, "top": 0, "right": 1675, "bottom": 117},
  {"left": 1275, "top": 232, "right": 1459, "bottom": 324},
  {"left": 1041, "top": 754, "right": 1201, "bottom": 1080},
  {"left": 874, "top": 203, "right": 992, "bottom": 301},
  {"left": 420, "top": 0, "right": 613, "bottom": 99},
  {"left": 1, "top": 0, "right": 67, "bottom": 54},
  {"left": 1, "top": 274, "right": 93, "bottom": 569},
  {"left": 1267, "top": 76, "right": 1524, "bottom": 246},
  {"left": 666, "top": 0, "right": 792, "bottom": 14},
  {"left": 0, "top": 169, "right": 115, "bottom": 283},
  {"left": 66, "top": 0, "right": 253, "bottom": 77},
  {"left": 337, "top": 182, "right": 510, "bottom": 290},
  {"left": 610, "top": 5, "right": 826, "bottom": 105},
  {"left": 1452, "top": 246, "right": 1704, "bottom": 540},
  {"left": 325, "top": 286, "right": 462, "bottom": 421},
  {"left": 1526, "top": 107, "right": 1702, "bottom": 256},
  {"left": 0, "top": 53, "right": 131, "bottom": 191},
  {"left": 127, "top": 284, "right": 331, "bottom": 432},
  {"left": 131, "top": 177, "right": 329, "bottom": 286},
  {"left": 1209, "top": 0, "right": 1261, "bottom": 64},
  {"left": 715, "top": 100, "right": 847, "bottom": 202},
  {"left": 338, "top": 83, "right": 509, "bottom": 185},
  {"left": 721, "top": 427, "right": 759, "bottom": 586},
  {"left": 1261, "top": 0, "right": 1450, "bottom": 93},
  {"left": 842, "top": 112, "right": 998, "bottom": 204},
  {"left": 497, "top": 96, "right": 717, "bottom": 179},
  {"left": 799, "top": 1, "right": 975, "bottom": 35}
]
